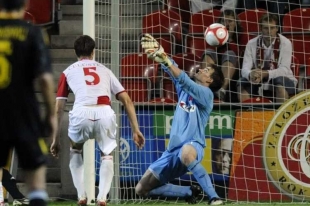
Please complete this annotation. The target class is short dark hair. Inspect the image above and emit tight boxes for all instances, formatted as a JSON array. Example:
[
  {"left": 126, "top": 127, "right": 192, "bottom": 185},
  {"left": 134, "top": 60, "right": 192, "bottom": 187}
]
[
  {"left": 259, "top": 13, "right": 279, "bottom": 27},
  {"left": 74, "top": 35, "right": 96, "bottom": 58},
  {"left": 0, "top": 0, "right": 25, "bottom": 11},
  {"left": 209, "top": 64, "right": 224, "bottom": 93}
]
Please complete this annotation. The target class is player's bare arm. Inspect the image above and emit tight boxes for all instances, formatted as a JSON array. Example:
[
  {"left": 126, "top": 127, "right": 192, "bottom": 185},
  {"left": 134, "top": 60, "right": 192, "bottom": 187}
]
[
  {"left": 38, "top": 72, "right": 57, "bottom": 144},
  {"left": 50, "top": 99, "right": 66, "bottom": 158},
  {"left": 117, "top": 92, "right": 145, "bottom": 149}
]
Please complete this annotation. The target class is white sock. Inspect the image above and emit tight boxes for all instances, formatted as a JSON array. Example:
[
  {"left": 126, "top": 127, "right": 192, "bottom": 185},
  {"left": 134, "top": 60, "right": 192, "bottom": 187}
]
[
  {"left": 97, "top": 156, "right": 114, "bottom": 201},
  {"left": 0, "top": 182, "right": 3, "bottom": 202},
  {"left": 69, "top": 148, "right": 86, "bottom": 199}
]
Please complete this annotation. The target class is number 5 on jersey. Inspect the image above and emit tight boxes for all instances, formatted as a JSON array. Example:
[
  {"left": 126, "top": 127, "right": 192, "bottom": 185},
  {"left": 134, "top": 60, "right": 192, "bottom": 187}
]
[{"left": 83, "top": 67, "right": 100, "bottom": 85}]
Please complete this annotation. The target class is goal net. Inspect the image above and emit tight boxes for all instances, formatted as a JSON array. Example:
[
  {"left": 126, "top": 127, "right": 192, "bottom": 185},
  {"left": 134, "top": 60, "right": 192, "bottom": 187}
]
[{"left": 92, "top": 0, "right": 310, "bottom": 204}]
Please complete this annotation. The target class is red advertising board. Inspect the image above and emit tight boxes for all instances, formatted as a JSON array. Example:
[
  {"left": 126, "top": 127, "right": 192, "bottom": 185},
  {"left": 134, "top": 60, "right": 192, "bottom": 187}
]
[{"left": 229, "top": 91, "right": 310, "bottom": 201}]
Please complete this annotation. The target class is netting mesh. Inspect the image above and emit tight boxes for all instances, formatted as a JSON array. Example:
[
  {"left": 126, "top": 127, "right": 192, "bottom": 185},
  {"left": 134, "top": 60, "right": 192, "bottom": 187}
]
[{"left": 93, "top": 0, "right": 310, "bottom": 204}]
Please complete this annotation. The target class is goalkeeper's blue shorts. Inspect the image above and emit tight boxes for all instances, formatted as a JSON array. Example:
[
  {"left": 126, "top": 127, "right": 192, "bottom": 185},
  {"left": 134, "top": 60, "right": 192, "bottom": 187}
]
[{"left": 148, "top": 141, "right": 204, "bottom": 184}]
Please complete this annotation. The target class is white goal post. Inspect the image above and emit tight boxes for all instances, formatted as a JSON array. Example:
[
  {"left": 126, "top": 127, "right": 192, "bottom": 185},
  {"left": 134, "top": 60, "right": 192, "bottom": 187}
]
[
  {"left": 83, "top": 0, "right": 121, "bottom": 204},
  {"left": 83, "top": 0, "right": 96, "bottom": 205}
]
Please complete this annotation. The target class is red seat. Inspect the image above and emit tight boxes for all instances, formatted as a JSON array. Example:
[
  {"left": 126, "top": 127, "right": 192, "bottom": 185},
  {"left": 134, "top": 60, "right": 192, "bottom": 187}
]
[
  {"left": 283, "top": 8, "right": 310, "bottom": 32},
  {"left": 282, "top": 8, "right": 310, "bottom": 66},
  {"left": 120, "top": 53, "right": 158, "bottom": 102},
  {"left": 284, "top": 34, "right": 310, "bottom": 65},
  {"left": 166, "top": 0, "right": 191, "bottom": 25},
  {"left": 142, "top": 10, "right": 183, "bottom": 45},
  {"left": 162, "top": 78, "right": 178, "bottom": 103},
  {"left": 172, "top": 53, "right": 201, "bottom": 77},
  {"left": 185, "top": 35, "right": 215, "bottom": 58},
  {"left": 238, "top": 9, "right": 267, "bottom": 33},
  {"left": 189, "top": 9, "right": 221, "bottom": 34},
  {"left": 242, "top": 97, "right": 272, "bottom": 104},
  {"left": 24, "top": 11, "right": 36, "bottom": 24},
  {"left": 26, "top": 0, "right": 54, "bottom": 25},
  {"left": 305, "top": 57, "right": 310, "bottom": 89}
]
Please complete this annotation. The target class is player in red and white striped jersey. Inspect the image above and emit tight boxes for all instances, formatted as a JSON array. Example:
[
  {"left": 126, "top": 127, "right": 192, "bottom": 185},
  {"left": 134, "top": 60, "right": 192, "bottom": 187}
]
[{"left": 50, "top": 35, "right": 145, "bottom": 206}]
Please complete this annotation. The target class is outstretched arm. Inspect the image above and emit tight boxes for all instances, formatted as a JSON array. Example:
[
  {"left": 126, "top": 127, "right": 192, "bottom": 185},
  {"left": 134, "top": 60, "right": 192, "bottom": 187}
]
[
  {"left": 118, "top": 92, "right": 145, "bottom": 149},
  {"left": 162, "top": 63, "right": 212, "bottom": 106},
  {"left": 162, "top": 58, "right": 182, "bottom": 78},
  {"left": 141, "top": 34, "right": 212, "bottom": 105},
  {"left": 141, "top": 33, "right": 188, "bottom": 78}
]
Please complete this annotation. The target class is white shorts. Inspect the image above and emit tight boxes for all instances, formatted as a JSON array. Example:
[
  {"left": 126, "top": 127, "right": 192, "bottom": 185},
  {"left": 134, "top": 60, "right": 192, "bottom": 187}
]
[{"left": 68, "top": 106, "right": 117, "bottom": 155}]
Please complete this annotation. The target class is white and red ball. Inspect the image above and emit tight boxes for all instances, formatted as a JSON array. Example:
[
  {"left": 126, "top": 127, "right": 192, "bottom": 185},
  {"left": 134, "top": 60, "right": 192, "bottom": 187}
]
[{"left": 204, "top": 23, "right": 229, "bottom": 46}]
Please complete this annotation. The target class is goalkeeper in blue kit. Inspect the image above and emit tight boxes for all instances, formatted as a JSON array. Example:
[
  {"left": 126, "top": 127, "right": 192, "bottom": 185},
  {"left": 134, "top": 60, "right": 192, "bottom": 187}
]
[{"left": 135, "top": 34, "right": 225, "bottom": 205}]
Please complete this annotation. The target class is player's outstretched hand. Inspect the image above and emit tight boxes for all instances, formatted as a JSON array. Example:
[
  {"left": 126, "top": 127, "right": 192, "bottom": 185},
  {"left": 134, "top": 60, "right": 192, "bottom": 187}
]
[
  {"left": 133, "top": 130, "right": 145, "bottom": 150},
  {"left": 141, "top": 34, "right": 172, "bottom": 66},
  {"left": 141, "top": 33, "right": 161, "bottom": 51}
]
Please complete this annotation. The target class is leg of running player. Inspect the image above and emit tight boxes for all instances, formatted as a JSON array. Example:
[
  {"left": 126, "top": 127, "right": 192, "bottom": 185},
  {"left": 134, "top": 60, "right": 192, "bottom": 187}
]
[
  {"left": 1, "top": 168, "right": 29, "bottom": 205},
  {"left": 69, "top": 140, "right": 87, "bottom": 205},
  {"left": 23, "top": 165, "right": 48, "bottom": 206}
]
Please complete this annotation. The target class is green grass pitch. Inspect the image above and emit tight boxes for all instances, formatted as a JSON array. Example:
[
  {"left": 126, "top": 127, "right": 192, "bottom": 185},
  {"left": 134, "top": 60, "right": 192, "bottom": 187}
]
[
  {"left": 27, "top": 201, "right": 309, "bottom": 206},
  {"left": 5, "top": 199, "right": 310, "bottom": 206},
  {"left": 45, "top": 203, "right": 309, "bottom": 206}
]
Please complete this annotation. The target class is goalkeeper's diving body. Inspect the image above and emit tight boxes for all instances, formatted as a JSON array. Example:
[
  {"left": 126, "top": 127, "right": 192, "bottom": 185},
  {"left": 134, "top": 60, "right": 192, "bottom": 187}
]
[{"left": 135, "top": 34, "right": 225, "bottom": 205}]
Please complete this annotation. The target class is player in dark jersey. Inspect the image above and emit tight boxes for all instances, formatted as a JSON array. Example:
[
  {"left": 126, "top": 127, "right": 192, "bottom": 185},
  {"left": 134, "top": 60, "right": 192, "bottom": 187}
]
[{"left": 0, "top": 1, "right": 57, "bottom": 206}]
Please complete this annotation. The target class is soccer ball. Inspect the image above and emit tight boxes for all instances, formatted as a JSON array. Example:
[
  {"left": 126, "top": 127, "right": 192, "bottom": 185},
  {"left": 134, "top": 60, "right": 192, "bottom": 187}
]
[{"left": 204, "top": 23, "right": 229, "bottom": 46}]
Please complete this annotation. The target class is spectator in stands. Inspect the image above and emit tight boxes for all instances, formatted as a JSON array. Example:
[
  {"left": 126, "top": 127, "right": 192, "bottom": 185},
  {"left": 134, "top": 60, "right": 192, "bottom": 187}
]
[
  {"left": 136, "top": 34, "right": 225, "bottom": 205},
  {"left": 190, "top": 0, "right": 238, "bottom": 14},
  {"left": 0, "top": 168, "right": 29, "bottom": 205},
  {"left": 212, "top": 139, "right": 233, "bottom": 175},
  {"left": 0, "top": 0, "right": 56, "bottom": 206},
  {"left": 238, "top": 13, "right": 297, "bottom": 103},
  {"left": 50, "top": 35, "right": 145, "bottom": 206},
  {"left": 202, "top": 10, "right": 243, "bottom": 102}
]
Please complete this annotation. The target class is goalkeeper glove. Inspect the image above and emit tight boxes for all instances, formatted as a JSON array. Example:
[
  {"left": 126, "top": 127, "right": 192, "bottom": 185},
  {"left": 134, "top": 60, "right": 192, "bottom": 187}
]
[{"left": 141, "top": 34, "right": 172, "bottom": 67}]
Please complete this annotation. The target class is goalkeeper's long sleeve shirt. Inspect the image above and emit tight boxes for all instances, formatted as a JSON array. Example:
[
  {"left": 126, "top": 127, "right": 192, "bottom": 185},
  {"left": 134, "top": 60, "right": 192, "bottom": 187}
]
[{"left": 161, "top": 60, "right": 213, "bottom": 151}]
